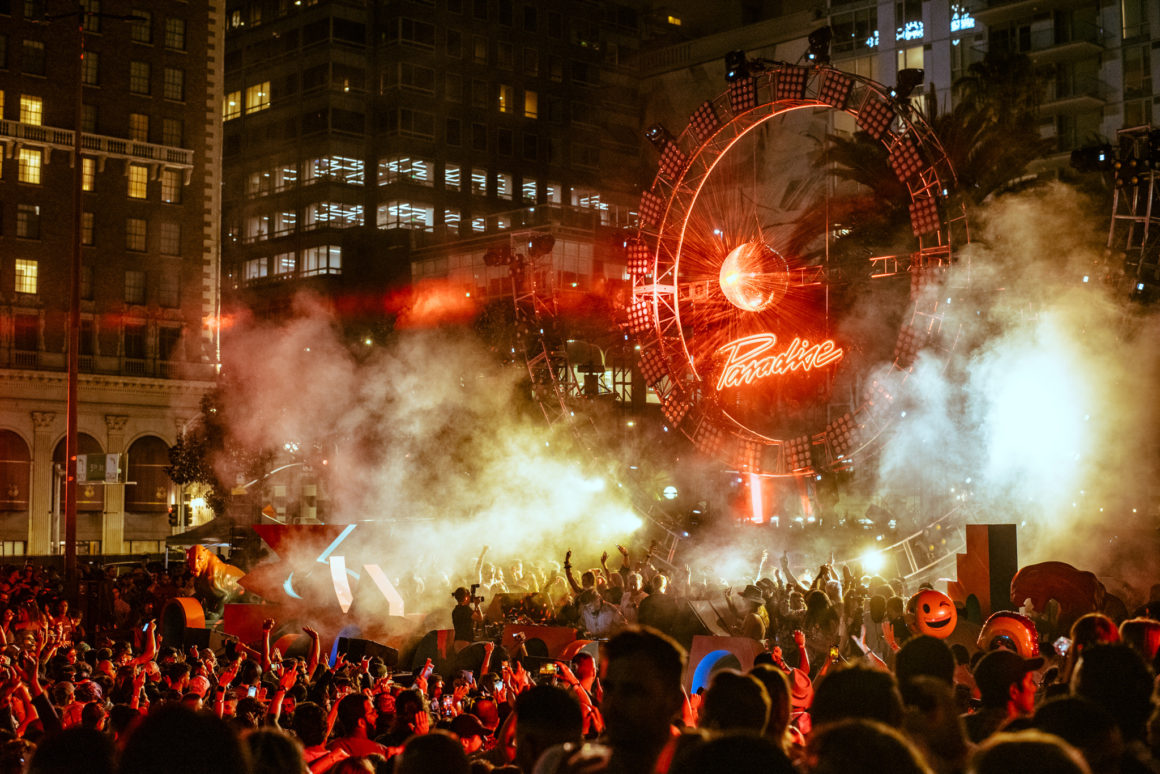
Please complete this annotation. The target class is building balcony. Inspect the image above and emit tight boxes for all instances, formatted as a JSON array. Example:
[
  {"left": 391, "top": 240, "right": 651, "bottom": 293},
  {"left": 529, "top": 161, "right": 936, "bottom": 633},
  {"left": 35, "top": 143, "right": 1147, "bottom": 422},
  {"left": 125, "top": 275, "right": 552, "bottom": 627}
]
[
  {"left": 0, "top": 348, "right": 214, "bottom": 381},
  {"left": 1040, "top": 75, "right": 1108, "bottom": 114},
  {"left": 1025, "top": 24, "right": 1103, "bottom": 66},
  {"left": 973, "top": 0, "right": 1097, "bottom": 27},
  {"left": 0, "top": 120, "right": 194, "bottom": 177}
]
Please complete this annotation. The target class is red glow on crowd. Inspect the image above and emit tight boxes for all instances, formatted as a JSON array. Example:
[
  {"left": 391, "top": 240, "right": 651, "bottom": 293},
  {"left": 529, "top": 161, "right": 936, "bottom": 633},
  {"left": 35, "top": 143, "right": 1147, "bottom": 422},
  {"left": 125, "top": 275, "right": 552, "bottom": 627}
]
[{"left": 715, "top": 333, "right": 844, "bottom": 391}]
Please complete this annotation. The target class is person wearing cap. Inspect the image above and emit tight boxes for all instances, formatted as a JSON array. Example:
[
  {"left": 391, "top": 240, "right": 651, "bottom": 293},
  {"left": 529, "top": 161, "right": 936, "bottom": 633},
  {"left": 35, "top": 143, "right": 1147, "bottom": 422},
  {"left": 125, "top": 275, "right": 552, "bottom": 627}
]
[
  {"left": 452, "top": 587, "right": 483, "bottom": 652},
  {"left": 963, "top": 649, "right": 1043, "bottom": 743},
  {"left": 450, "top": 712, "right": 491, "bottom": 757},
  {"left": 729, "top": 585, "right": 769, "bottom": 640}
]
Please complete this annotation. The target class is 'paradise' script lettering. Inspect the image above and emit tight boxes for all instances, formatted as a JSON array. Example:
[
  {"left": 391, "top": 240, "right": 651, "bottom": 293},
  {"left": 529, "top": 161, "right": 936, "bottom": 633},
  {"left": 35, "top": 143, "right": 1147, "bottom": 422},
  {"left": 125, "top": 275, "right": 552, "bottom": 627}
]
[{"left": 715, "top": 333, "right": 844, "bottom": 391}]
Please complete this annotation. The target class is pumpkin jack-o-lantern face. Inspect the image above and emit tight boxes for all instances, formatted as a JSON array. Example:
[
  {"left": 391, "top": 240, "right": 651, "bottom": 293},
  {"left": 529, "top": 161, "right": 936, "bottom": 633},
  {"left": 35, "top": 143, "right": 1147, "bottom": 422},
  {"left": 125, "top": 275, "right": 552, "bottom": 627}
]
[{"left": 912, "top": 589, "right": 957, "bottom": 638}]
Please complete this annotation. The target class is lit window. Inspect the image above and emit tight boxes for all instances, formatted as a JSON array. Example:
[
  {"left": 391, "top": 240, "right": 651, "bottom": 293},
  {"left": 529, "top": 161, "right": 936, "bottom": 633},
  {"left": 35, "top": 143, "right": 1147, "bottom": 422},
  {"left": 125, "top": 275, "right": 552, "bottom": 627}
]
[
  {"left": 20, "top": 95, "right": 43, "bottom": 125},
  {"left": 471, "top": 168, "right": 487, "bottom": 196},
  {"left": 377, "top": 156, "right": 432, "bottom": 186},
  {"left": 443, "top": 163, "right": 461, "bottom": 191},
  {"left": 304, "top": 202, "right": 364, "bottom": 228},
  {"left": 524, "top": 90, "right": 538, "bottom": 119},
  {"left": 81, "top": 158, "right": 95, "bottom": 191},
  {"left": 164, "top": 18, "right": 186, "bottom": 50},
  {"left": 522, "top": 179, "right": 537, "bottom": 202},
  {"left": 163, "top": 67, "right": 184, "bottom": 101},
  {"left": 245, "top": 81, "right": 270, "bottom": 112},
  {"left": 497, "top": 173, "right": 512, "bottom": 200},
  {"left": 14, "top": 260, "right": 37, "bottom": 295},
  {"left": 160, "top": 169, "right": 182, "bottom": 203},
  {"left": 301, "top": 245, "right": 342, "bottom": 276},
  {"left": 82, "top": 212, "right": 94, "bottom": 245},
  {"left": 471, "top": 217, "right": 485, "bottom": 233},
  {"left": 243, "top": 258, "right": 267, "bottom": 282},
  {"left": 223, "top": 91, "right": 241, "bottom": 120},
  {"left": 305, "top": 156, "right": 366, "bottom": 185},
  {"left": 125, "top": 217, "right": 147, "bottom": 251},
  {"left": 18, "top": 148, "right": 42, "bottom": 184},
  {"left": 497, "top": 84, "right": 513, "bottom": 113},
  {"left": 668, "top": 15, "right": 681, "bottom": 25},
  {"left": 129, "top": 113, "right": 149, "bottom": 142},
  {"left": 545, "top": 183, "right": 562, "bottom": 204},
  {"left": 272, "top": 252, "right": 296, "bottom": 276},
  {"left": 130, "top": 61, "right": 151, "bottom": 94},
  {"left": 443, "top": 209, "right": 461, "bottom": 228},
  {"left": 127, "top": 164, "right": 148, "bottom": 198},
  {"left": 376, "top": 201, "right": 434, "bottom": 230}
]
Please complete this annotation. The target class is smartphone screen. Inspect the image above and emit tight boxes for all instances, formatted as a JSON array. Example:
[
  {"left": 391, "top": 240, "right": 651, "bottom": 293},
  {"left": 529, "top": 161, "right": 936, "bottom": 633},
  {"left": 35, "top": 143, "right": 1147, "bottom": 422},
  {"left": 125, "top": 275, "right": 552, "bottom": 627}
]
[{"left": 247, "top": 686, "right": 258, "bottom": 698}]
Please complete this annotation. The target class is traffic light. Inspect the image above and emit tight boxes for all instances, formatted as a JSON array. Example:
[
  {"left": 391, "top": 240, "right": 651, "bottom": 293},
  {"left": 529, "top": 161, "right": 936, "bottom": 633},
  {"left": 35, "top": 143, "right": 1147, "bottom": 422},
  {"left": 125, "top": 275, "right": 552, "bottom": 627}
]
[{"left": 168, "top": 506, "right": 179, "bottom": 527}]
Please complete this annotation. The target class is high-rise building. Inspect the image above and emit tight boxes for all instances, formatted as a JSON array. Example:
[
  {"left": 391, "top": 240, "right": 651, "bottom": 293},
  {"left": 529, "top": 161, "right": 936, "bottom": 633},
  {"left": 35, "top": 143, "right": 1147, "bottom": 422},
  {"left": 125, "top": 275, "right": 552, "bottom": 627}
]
[
  {"left": 221, "top": 0, "right": 648, "bottom": 327},
  {"left": 0, "top": 0, "right": 224, "bottom": 555}
]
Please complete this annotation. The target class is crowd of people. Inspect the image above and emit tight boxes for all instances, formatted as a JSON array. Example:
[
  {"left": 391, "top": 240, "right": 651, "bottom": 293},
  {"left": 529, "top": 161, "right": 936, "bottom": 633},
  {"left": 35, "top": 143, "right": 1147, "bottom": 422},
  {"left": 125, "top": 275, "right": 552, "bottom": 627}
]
[{"left": 0, "top": 542, "right": 1155, "bottom": 774}]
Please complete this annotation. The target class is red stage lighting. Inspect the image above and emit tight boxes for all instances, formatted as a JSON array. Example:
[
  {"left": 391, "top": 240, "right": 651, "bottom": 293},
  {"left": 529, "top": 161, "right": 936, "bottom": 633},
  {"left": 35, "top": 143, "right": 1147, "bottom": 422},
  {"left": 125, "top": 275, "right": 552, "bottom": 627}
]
[
  {"left": 818, "top": 69, "right": 853, "bottom": 109},
  {"left": 775, "top": 65, "right": 809, "bottom": 101},
  {"left": 639, "top": 347, "right": 667, "bottom": 386},
  {"left": 626, "top": 239, "right": 652, "bottom": 277},
  {"left": 785, "top": 435, "right": 812, "bottom": 471},
  {"left": 639, "top": 191, "right": 664, "bottom": 228},
  {"left": 728, "top": 77, "right": 758, "bottom": 114},
  {"left": 908, "top": 195, "right": 941, "bottom": 236},
  {"left": 659, "top": 142, "right": 689, "bottom": 180},
  {"left": 857, "top": 93, "right": 895, "bottom": 141},
  {"left": 890, "top": 137, "right": 925, "bottom": 183},
  {"left": 688, "top": 101, "right": 721, "bottom": 144},
  {"left": 626, "top": 299, "right": 652, "bottom": 333}
]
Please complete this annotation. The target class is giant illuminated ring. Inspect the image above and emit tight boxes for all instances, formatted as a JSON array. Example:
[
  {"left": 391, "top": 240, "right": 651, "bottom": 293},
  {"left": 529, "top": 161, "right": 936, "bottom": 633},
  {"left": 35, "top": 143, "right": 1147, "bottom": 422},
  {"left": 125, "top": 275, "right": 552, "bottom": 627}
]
[{"left": 629, "top": 64, "right": 970, "bottom": 476}]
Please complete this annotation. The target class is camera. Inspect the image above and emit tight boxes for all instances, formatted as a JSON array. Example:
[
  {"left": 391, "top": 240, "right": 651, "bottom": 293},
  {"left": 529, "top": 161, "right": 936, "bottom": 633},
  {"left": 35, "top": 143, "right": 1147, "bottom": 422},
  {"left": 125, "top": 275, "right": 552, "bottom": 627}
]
[{"left": 469, "top": 583, "right": 485, "bottom": 604}]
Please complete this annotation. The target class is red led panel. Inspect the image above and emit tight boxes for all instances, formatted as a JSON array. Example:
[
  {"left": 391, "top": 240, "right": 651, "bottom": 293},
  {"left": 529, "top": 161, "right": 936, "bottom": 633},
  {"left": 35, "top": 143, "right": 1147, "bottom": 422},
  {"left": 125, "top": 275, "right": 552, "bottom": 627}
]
[{"left": 775, "top": 65, "right": 809, "bottom": 101}]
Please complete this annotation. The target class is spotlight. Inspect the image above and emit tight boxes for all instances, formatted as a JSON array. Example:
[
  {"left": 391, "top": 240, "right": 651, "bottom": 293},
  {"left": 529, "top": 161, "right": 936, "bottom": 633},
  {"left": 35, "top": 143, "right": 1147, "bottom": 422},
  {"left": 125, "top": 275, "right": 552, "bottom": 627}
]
[
  {"left": 1070, "top": 144, "right": 1114, "bottom": 172},
  {"left": 807, "top": 26, "right": 832, "bottom": 64},
  {"left": 483, "top": 245, "right": 513, "bottom": 266},
  {"left": 526, "top": 233, "right": 555, "bottom": 257},
  {"left": 644, "top": 123, "right": 674, "bottom": 150},
  {"left": 725, "top": 50, "right": 749, "bottom": 82},
  {"left": 892, "top": 68, "right": 924, "bottom": 101}
]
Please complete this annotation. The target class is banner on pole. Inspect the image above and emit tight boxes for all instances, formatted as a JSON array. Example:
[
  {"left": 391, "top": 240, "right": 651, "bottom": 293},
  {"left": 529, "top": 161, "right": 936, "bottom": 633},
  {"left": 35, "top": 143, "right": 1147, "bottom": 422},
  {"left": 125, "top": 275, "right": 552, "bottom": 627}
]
[{"left": 77, "top": 454, "right": 123, "bottom": 484}]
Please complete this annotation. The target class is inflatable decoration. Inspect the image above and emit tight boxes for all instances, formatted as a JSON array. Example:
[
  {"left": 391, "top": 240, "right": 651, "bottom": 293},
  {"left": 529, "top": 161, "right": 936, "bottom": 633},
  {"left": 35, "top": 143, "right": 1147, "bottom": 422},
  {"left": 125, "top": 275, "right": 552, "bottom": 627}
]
[
  {"left": 186, "top": 545, "right": 245, "bottom": 619},
  {"left": 976, "top": 611, "right": 1039, "bottom": 658},
  {"left": 911, "top": 589, "right": 957, "bottom": 639},
  {"left": 1010, "top": 561, "right": 1105, "bottom": 632}
]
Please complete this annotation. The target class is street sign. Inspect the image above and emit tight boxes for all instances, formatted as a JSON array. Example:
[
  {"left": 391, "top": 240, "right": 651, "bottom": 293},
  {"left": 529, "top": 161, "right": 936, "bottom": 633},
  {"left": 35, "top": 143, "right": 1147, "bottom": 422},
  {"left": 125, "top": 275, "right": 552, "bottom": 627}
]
[{"left": 77, "top": 453, "right": 123, "bottom": 484}]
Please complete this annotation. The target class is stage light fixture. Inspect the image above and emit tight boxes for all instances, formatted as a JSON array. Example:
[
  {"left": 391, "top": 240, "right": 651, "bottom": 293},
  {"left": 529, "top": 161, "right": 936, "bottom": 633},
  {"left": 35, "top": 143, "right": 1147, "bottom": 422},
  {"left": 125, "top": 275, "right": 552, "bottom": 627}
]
[
  {"left": 662, "top": 393, "right": 691, "bottom": 426},
  {"left": 807, "top": 26, "right": 832, "bottom": 64},
  {"left": 818, "top": 69, "right": 853, "bottom": 109},
  {"left": 909, "top": 195, "right": 941, "bottom": 235},
  {"left": 892, "top": 68, "right": 924, "bottom": 101},
  {"left": 626, "top": 238, "right": 652, "bottom": 276},
  {"left": 483, "top": 245, "right": 513, "bottom": 266},
  {"left": 639, "top": 348, "right": 667, "bottom": 386},
  {"left": 688, "top": 101, "right": 721, "bottom": 143},
  {"left": 639, "top": 191, "right": 664, "bottom": 228},
  {"left": 644, "top": 123, "right": 674, "bottom": 150},
  {"left": 527, "top": 233, "right": 555, "bottom": 257},
  {"left": 725, "top": 50, "right": 749, "bottom": 82},
  {"left": 728, "top": 76, "right": 758, "bottom": 113},
  {"left": 786, "top": 435, "right": 812, "bottom": 471},
  {"left": 857, "top": 94, "right": 895, "bottom": 140},
  {"left": 627, "top": 299, "right": 652, "bottom": 334},
  {"left": 889, "top": 137, "right": 925, "bottom": 183},
  {"left": 775, "top": 65, "right": 809, "bottom": 101},
  {"left": 659, "top": 143, "right": 689, "bottom": 180}
]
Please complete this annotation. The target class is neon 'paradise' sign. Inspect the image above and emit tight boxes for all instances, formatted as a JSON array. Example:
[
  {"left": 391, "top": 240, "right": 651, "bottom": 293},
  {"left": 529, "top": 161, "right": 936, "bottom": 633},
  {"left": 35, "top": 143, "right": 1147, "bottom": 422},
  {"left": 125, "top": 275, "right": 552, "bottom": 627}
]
[{"left": 715, "top": 333, "right": 844, "bottom": 391}]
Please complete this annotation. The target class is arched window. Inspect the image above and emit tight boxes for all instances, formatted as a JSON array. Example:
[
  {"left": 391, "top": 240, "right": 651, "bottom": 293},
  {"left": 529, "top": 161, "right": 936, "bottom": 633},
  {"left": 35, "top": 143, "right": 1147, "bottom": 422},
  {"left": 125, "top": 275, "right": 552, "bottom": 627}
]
[
  {"left": 53, "top": 434, "right": 105, "bottom": 512},
  {"left": 125, "top": 436, "right": 170, "bottom": 513},
  {"left": 0, "top": 432, "right": 30, "bottom": 512}
]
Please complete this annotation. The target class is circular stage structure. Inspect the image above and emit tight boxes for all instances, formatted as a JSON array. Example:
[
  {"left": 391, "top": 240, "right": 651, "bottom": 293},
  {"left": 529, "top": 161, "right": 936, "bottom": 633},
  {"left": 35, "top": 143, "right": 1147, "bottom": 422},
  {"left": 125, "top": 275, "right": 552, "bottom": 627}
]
[{"left": 626, "top": 62, "right": 971, "bottom": 477}]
